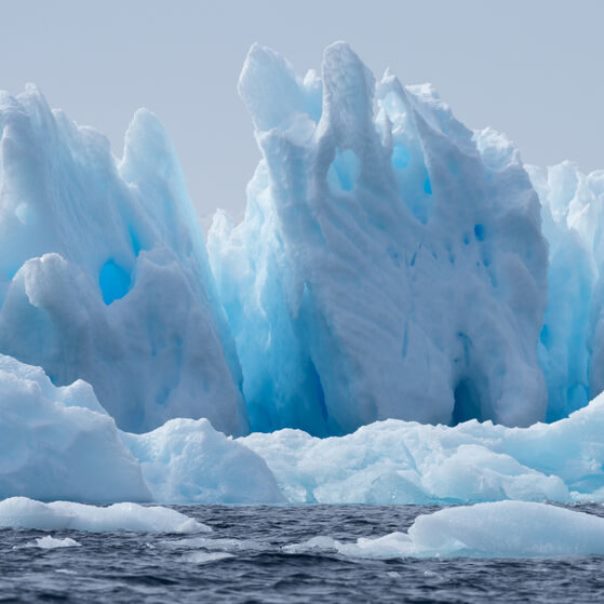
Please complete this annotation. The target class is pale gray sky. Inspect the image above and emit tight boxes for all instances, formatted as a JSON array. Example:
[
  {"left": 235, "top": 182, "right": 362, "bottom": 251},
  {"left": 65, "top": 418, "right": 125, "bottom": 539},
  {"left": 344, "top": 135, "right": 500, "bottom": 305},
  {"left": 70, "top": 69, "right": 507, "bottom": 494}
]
[{"left": 1, "top": 1, "right": 602, "bottom": 224}]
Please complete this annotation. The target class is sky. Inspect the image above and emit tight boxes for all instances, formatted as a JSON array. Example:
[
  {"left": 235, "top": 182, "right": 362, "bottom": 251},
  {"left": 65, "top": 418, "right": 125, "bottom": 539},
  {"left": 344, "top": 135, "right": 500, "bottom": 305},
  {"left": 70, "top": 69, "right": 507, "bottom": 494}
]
[{"left": 0, "top": 0, "right": 602, "bottom": 225}]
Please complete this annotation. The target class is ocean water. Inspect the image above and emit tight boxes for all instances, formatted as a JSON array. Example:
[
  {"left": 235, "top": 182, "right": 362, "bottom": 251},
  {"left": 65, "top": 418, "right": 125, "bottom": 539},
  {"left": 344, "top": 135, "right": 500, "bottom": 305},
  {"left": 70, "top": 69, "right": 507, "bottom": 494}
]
[{"left": 1, "top": 504, "right": 604, "bottom": 603}]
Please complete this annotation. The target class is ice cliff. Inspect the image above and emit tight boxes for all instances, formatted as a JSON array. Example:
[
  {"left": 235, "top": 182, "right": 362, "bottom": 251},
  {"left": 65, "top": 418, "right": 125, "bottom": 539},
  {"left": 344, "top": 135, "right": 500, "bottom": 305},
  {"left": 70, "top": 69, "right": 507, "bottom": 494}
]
[
  {"left": 208, "top": 42, "right": 548, "bottom": 434},
  {"left": 0, "top": 87, "right": 247, "bottom": 434}
]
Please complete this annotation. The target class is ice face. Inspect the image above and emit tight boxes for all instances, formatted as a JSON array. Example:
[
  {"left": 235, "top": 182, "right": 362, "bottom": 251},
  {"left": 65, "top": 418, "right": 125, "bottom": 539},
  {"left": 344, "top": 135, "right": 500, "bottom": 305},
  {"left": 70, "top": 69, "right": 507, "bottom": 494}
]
[
  {"left": 528, "top": 162, "right": 604, "bottom": 420},
  {"left": 0, "top": 87, "right": 247, "bottom": 435},
  {"left": 208, "top": 43, "right": 548, "bottom": 435}
]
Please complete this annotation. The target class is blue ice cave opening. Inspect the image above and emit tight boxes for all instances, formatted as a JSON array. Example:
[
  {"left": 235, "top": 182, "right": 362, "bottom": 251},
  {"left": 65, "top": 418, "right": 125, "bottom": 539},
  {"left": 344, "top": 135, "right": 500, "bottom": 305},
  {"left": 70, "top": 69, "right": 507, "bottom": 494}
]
[
  {"left": 99, "top": 259, "right": 132, "bottom": 305},
  {"left": 451, "top": 378, "right": 483, "bottom": 425},
  {"left": 327, "top": 148, "right": 361, "bottom": 194}
]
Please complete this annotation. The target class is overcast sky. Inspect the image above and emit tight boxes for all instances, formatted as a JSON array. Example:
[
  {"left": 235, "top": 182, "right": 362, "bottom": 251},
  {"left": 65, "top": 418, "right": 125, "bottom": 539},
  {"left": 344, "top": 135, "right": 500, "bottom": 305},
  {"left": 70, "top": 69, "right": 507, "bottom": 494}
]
[{"left": 1, "top": 1, "right": 602, "bottom": 225}]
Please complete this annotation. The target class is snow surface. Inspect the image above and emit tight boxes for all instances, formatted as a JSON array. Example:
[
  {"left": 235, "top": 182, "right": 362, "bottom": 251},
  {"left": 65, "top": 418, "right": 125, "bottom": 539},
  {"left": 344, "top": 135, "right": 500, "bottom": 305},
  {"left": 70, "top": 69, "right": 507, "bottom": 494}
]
[
  {"left": 285, "top": 501, "right": 604, "bottom": 558},
  {"left": 0, "top": 87, "right": 246, "bottom": 435},
  {"left": 0, "top": 497, "right": 207, "bottom": 533},
  {"left": 208, "top": 42, "right": 548, "bottom": 435}
]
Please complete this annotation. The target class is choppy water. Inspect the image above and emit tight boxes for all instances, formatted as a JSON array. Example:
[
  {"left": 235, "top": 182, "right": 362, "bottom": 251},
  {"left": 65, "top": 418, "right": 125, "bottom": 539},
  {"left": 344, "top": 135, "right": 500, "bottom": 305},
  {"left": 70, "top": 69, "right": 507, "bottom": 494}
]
[{"left": 1, "top": 504, "right": 604, "bottom": 603}]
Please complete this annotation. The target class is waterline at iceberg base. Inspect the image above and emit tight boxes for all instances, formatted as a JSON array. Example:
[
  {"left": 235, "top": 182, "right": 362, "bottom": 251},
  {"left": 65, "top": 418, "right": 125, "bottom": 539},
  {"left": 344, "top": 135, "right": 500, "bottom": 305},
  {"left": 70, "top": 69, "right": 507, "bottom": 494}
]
[{"left": 2, "top": 39, "right": 604, "bottom": 563}]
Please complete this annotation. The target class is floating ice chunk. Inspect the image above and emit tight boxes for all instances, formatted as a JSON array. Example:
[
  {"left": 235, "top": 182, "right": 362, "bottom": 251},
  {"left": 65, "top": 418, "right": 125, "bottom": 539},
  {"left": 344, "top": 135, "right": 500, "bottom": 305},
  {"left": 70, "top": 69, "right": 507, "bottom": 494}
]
[
  {"left": 125, "top": 418, "right": 285, "bottom": 504},
  {"left": 184, "top": 551, "right": 235, "bottom": 564},
  {"left": 0, "top": 497, "right": 208, "bottom": 533},
  {"left": 286, "top": 502, "right": 604, "bottom": 558},
  {"left": 30, "top": 535, "right": 81, "bottom": 549}
]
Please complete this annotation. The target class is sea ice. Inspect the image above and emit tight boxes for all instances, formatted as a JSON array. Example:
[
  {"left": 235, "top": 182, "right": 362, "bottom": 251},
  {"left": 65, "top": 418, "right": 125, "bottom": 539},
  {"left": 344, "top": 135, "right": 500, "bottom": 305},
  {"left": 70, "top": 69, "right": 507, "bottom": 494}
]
[
  {"left": 286, "top": 501, "right": 604, "bottom": 558},
  {"left": 0, "top": 497, "right": 208, "bottom": 533}
]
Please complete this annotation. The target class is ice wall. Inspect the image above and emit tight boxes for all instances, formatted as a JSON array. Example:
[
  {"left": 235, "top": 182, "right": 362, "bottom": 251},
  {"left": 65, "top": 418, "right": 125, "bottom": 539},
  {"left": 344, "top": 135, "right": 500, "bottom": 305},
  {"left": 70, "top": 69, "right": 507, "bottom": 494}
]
[
  {"left": 0, "top": 86, "right": 247, "bottom": 434},
  {"left": 209, "top": 43, "right": 548, "bottom": 435},
  {"left": 529, "top": 163, "right": 604, "bottom": 420}
]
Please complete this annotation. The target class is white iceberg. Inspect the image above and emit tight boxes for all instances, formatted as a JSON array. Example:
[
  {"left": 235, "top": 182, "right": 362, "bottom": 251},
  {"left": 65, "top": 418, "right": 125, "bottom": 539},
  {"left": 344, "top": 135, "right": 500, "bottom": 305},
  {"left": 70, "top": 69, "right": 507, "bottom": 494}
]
[
  {"left": 0, "top": 497, "right": 208, "bottom": 533},
  {"left": 209, "top": 42, "right": 548, "bottom": 435},
  {"left": 285, "top": 501, "right": 604, "bottom": 558},
  {"left": 0, "top": 87, "right": 246, "bottom": 435}
]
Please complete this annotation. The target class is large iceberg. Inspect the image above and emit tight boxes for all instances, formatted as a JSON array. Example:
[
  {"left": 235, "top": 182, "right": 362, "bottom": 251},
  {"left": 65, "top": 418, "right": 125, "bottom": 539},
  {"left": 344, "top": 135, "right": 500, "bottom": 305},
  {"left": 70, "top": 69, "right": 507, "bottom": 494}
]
[
  {"left": 0, "top": 87, "right": 246, "bottom": 435},
  {"left": 208, "top": 42, "right": 548, "bottom": 435}
]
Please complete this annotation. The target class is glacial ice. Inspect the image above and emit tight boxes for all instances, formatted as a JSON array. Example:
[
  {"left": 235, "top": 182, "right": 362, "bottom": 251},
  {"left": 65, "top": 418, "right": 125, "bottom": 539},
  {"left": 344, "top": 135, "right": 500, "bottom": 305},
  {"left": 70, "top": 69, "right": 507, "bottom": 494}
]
[
  {"left": 124, "top": 417, "right": 284, "bottom": 504},
  {"left": 208, "top": 42, "right": 549, "bottom": 434},
  {"left": 240, "top": 391, "right": 604, "bottom": 505},
  {"left": 2, "top": 40, "right": 604, "bottom": 518},
  {"left": 0, "top": 497, "right": 207, "bottom": 533},
  {"left": 529, "top": 162, "right": 604, "bottom": 420},
  {"left": 0, "top": 87, "right": 246, "bottom": 435},
  {"left": 0, "top": 354, "right": 150, "bottom": 503},
  {"left": 0, "top": 353, "right": 282, "bottom": 505},
  {"left": 285, "top": 501, "right": 604, "bottom": 558}
]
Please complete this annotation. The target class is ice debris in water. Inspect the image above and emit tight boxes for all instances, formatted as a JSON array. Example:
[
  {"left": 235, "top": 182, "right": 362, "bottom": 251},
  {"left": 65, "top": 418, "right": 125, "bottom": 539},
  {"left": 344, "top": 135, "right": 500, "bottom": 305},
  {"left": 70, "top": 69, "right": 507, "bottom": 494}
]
[
  {"left": 0, "top": 497, "right": 208, "bottom": 533},
  {"left": 285, "top": 501, "right": 604, "bottom": 558},
  {"left": 29, "top": 536, "right": 81, "bottom": 549}
]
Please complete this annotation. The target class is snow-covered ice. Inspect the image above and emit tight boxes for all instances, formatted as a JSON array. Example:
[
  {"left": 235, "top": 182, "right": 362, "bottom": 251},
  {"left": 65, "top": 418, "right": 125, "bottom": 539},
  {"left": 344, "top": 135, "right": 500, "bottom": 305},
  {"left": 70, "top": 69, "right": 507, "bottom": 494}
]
[
  {"left": 0, "top": 353, "right": 282, "bottom": 504},
  {"left": 27, "top": 535, "right": 81, "bottom": 549},
  {"left": 286, "top": 501, "right": 604, "bottom": 558}
]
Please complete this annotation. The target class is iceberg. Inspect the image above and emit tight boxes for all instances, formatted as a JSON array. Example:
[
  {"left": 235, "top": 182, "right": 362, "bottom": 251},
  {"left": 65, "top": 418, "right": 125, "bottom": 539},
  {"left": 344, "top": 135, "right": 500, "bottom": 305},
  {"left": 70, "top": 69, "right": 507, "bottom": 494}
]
[
  {"left": 285, "top": 501, "right": 604, "bottom": 558},
  {"left": 208, "top": 42, "right": 548, "bottom": 435},
  {"left": 0, "top": 353, "right": 282, "bottom": 505},
  {"left": 0, "top": 87, "right": 246, "bottom": 435}
]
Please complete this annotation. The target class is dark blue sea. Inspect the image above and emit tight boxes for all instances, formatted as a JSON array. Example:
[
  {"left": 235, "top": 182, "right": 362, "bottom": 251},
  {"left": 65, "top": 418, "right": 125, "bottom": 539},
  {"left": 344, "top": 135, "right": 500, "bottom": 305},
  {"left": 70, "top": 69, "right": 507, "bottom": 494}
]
[{"left": 1, "top": 504, "right": 604, "bottom": 603}]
